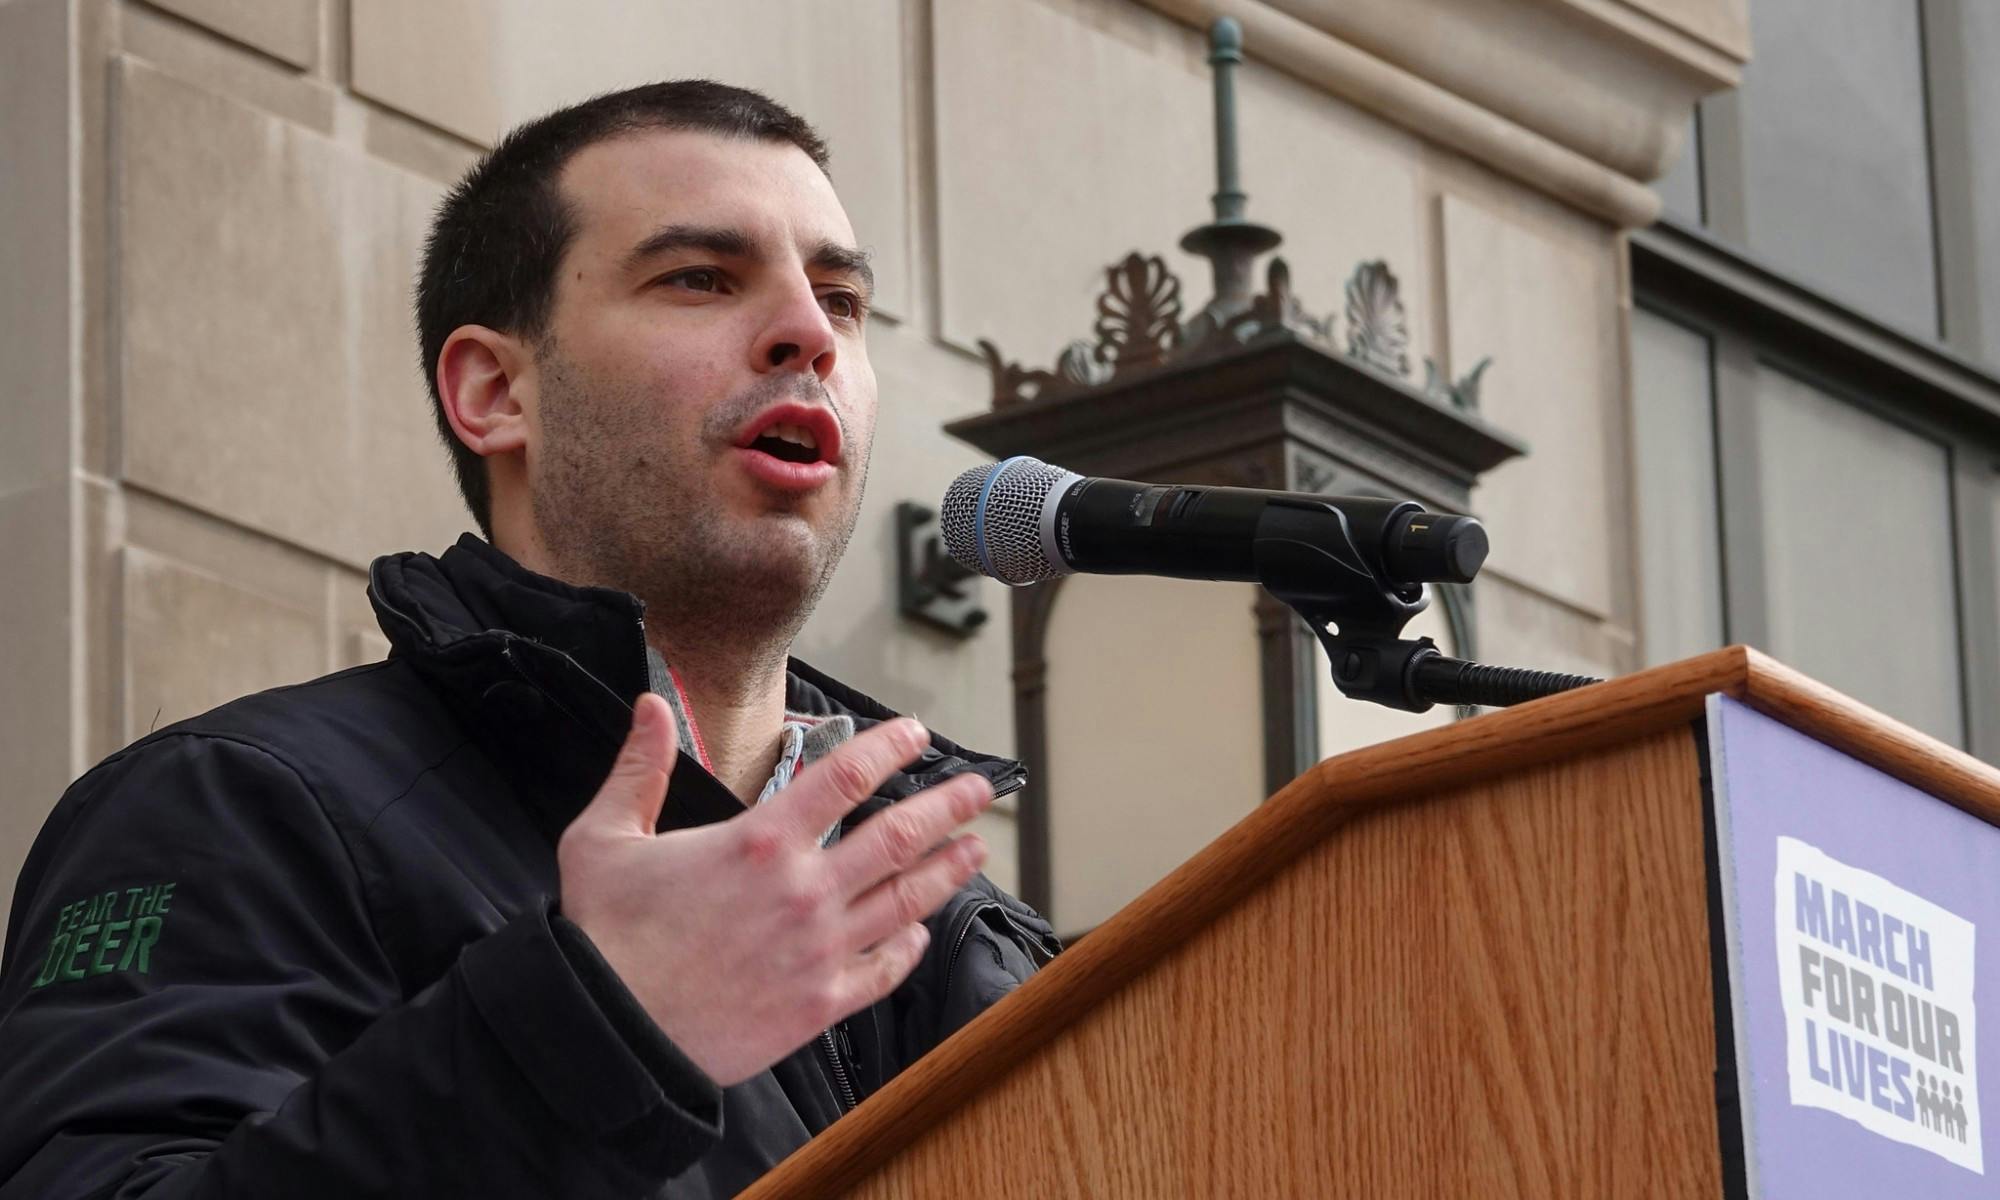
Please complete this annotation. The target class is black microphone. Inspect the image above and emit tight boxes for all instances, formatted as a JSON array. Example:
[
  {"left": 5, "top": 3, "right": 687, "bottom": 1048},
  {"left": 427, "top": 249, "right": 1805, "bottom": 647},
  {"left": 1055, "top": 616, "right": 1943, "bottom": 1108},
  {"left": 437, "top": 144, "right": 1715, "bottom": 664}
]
[{"left": 939, "top": 456, "right": 1488, "bottom": 589}]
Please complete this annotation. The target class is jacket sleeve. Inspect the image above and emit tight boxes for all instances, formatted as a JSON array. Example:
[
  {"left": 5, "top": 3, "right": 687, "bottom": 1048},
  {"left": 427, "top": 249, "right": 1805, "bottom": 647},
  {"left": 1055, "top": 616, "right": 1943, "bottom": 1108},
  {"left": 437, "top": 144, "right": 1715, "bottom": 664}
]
[{"left": 0, "top": 733, "right": 721, "bottom": 1199}]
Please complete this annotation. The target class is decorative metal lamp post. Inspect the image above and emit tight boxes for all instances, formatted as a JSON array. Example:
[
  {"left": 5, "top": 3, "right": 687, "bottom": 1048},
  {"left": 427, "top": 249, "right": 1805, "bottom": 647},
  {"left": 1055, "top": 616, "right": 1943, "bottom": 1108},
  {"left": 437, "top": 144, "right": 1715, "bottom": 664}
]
[{"left": 948, "top": 18, "right": 1528, "bottom": 913}]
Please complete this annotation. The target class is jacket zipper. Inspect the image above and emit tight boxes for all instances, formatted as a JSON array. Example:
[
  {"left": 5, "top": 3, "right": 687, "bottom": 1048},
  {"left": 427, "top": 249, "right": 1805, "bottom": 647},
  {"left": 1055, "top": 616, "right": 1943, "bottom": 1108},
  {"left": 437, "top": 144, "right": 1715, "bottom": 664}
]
[
  {"left": 819, "top": 1023, "right": 858, "bottom": 1114},
  {"left": 942, "top": 901, "right": 1002, "bottom": 988},
  {"left": 939, "top": 901, "right": 1063, "bottom": 1014}
]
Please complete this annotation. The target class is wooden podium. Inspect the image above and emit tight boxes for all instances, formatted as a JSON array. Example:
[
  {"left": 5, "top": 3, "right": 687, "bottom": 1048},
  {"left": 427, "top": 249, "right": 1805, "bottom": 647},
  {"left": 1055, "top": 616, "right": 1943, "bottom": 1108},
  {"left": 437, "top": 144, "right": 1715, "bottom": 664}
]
[{"left": 743, "top": 647, "right": 2000, "bottom": 1198}]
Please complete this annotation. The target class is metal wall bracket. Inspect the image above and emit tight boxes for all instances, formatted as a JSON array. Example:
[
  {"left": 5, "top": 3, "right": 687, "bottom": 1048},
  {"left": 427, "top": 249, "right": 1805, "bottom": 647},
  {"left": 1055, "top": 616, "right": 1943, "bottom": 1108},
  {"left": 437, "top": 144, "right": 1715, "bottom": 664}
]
[{"left": 895, "top": 501, "right": 989, "bottom": 638}]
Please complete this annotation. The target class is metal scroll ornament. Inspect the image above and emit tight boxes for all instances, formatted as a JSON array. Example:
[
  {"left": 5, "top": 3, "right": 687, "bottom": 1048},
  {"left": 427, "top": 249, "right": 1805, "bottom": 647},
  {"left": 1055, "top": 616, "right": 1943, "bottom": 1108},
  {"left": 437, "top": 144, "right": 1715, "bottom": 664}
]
[
  {"left": 1092, "top": 254, "right": 1182, "bottom": 371},
  {"left": 1215, "top": 258, "right": 1332, "bottom": 348},
  {"left": 976, "top": 253, "right": 1177, "bottom": 409},
  {"left": 981, "top": 253, "right": 1495, "bottom": 411},
  {"left": 1423, "top": 356, "right": 1493, "bottom": 414},
  {"left": 1344, "top": 260, "right": 1410, "bottom": 377}
]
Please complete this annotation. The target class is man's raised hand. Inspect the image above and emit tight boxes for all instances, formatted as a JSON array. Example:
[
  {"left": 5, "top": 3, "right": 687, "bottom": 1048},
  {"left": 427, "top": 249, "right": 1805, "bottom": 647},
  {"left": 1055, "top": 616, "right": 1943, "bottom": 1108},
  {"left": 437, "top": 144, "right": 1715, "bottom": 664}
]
[{"left": 555, "top": 693, "right": 993, "bottom": 1087}]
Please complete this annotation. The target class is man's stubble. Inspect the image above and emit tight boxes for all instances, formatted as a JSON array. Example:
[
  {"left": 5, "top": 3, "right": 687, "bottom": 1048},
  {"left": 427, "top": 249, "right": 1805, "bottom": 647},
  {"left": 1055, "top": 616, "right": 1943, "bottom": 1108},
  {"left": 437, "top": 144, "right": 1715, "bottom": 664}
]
[{"left": 527, "top": 340, "right": 869, "bottom": 676}]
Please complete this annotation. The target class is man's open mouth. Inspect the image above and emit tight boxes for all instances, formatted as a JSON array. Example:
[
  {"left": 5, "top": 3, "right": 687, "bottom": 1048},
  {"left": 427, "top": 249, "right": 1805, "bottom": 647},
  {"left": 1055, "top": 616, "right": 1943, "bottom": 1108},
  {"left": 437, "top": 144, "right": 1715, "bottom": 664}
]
[
  {"left": 749, "top": 423, "right": 823, "bottom": 464},
  {"left": 734, "top": 402, "right": 843, "bottom": 468}
]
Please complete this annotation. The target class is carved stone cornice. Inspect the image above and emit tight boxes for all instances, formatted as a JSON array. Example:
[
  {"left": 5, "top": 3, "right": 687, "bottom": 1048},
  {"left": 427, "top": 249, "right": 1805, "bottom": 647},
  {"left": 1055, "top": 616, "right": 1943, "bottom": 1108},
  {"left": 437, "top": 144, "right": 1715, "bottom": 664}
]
[{"left": 1136, "top": 0, "right": 1749, "bottom": 228}]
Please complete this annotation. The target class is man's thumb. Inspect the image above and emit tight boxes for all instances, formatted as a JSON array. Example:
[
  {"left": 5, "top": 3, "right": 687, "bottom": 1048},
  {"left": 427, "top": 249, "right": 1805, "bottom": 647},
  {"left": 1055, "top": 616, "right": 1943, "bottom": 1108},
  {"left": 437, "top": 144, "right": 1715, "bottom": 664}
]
[{"left": 589, "top": 692, "right": 679, "bottom": 833}]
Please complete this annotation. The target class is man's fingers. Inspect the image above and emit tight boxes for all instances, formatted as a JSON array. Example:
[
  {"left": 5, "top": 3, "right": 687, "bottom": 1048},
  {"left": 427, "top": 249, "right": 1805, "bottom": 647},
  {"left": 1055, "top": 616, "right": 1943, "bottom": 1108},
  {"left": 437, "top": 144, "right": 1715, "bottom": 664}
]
[
  {"left": 843, "top": 833, "right": 987, "bottom": 955},
  {"left": 579, "top": 693, "right": 680, "bottom": 835},
  {"left": 826, "top": 773, "right": 993, "bottom": 898},
  {"left": 837, "top": 922, "right": 932, "bottom": 1016},
  {"left": 760, "top": 717, "right": 930, "bottom": 846}
]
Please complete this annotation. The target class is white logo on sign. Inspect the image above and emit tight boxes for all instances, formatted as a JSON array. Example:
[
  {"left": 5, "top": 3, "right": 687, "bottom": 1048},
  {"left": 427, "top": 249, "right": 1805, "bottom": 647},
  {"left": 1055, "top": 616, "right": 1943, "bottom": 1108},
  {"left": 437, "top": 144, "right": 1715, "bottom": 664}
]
[{"left": 1776, "top": 836, "right": 1982, "bottom": 1173}]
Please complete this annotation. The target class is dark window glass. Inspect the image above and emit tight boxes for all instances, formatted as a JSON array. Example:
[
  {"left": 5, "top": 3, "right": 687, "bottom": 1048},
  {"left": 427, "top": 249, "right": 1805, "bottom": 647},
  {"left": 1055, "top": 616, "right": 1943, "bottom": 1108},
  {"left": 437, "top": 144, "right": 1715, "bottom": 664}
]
[
  {"left": 1736, "top": 0, "right": 1938, "bottom": 336},
  {"left": 1655, "top": 113, "right": 1703, "bottom": 227},
  {"left": 1939, "top": 1, "right": 2000, "bottom": 362},
  {"left": 1631, "top": 308, "right": 1724, "bottom": 665},
  {"left": 1754, "top": 365, "right": 1962, "bottom": 745}
]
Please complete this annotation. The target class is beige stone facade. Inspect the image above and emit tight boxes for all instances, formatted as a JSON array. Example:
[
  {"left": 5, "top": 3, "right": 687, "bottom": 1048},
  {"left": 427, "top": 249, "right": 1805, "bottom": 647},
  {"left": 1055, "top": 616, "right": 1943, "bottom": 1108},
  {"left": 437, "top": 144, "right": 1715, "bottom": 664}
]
[{"left": 0, "top": 0, "right": 1745, "bottom": 941}]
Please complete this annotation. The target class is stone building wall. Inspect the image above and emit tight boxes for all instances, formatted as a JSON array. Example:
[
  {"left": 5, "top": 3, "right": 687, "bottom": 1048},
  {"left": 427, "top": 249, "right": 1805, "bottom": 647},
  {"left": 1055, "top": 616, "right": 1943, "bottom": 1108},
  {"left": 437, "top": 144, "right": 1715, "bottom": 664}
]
[{"left": 0, "top": 0, "right": 1743, "bottom": 940}]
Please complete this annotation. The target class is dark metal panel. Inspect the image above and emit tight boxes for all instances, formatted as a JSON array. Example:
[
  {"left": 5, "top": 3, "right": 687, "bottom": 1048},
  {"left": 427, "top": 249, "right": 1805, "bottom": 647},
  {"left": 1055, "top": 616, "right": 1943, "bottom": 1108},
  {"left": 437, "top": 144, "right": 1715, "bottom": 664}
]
[
  {"left": 1253, "top": 590, "right": 1318, "bottom": 798},
  {"left": 1692, "top": 90, "right": 1750, "bottom": 245},
  {"left": 1007, "top": 577, "right": 1066, "bottom": 920},
  {"left": 1709, "top": 337, "right": 1770, "bottom": 653},
  {"left": 1922, "top": 0, "right": 1993, "bottom": 364},
  {"left": 1950, "top": 453, "right": 2000, "bottom": 759},
  {"left": 1633, "top": 225, "right": 2000, "bottom": 435}
]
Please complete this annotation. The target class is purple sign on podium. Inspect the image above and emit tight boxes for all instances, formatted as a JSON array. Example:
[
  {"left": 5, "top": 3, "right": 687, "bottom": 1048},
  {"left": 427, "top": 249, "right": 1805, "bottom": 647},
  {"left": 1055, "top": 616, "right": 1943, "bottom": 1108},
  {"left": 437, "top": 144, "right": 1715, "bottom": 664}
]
[{"left": 1709, "top": 696, "right": 2000, "bottom": 1196}]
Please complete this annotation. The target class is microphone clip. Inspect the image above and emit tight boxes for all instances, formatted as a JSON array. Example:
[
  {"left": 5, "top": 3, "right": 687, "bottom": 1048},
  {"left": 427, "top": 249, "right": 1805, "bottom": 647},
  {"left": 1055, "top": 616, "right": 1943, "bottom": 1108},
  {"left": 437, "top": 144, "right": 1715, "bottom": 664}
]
[{"left": 1250, "top": 499, "right": 1600, "bottom": 712}]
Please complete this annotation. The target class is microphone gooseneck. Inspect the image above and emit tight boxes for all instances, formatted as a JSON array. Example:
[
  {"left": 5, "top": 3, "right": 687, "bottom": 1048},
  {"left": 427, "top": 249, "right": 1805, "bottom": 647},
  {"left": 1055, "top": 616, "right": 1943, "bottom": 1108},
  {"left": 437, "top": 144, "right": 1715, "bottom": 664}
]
[{"left": 1407, "top": 657, "right": 1601, "bottom": 709}]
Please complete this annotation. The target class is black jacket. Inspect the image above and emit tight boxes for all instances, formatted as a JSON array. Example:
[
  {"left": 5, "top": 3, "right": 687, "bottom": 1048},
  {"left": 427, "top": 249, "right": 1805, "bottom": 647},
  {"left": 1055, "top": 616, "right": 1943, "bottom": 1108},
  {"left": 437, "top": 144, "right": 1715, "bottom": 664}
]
[{"left": 0, "top": 534, "right": 1059, "bottom": 1198}]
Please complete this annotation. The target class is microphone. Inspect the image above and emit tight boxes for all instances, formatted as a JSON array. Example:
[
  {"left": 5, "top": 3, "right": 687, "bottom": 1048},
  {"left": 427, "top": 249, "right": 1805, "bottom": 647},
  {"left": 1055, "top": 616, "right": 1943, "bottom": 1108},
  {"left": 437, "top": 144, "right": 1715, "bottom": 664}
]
[{"left": 940, "top": 455, "right": 1488, "bottom": 589}]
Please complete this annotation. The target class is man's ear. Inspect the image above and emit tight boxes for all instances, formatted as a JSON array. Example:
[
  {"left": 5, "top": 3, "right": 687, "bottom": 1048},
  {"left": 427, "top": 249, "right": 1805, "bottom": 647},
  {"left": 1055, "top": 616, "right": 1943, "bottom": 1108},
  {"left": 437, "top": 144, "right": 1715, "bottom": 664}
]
[{"left": 437, "top": 325, "right": 533, "bottom": 458}]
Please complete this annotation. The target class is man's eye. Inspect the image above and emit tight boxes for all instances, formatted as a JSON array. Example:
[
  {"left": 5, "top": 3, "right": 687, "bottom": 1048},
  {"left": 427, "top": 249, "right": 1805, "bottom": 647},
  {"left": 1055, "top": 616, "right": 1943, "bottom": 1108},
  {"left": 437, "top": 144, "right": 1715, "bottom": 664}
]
[
  {"left": 664, "top": 268, "right": 722, "bottom": 293},
  {"left": 821, "top": 291, "right": 864, "bottom": 321}
]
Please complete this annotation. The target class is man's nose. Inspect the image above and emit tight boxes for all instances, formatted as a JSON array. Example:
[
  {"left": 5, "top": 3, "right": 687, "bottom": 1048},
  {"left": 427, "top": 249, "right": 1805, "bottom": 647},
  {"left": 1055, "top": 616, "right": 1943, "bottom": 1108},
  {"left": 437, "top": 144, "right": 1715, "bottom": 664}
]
[{"left": 751, "top": 281, "right": 838, "bottom": 382}]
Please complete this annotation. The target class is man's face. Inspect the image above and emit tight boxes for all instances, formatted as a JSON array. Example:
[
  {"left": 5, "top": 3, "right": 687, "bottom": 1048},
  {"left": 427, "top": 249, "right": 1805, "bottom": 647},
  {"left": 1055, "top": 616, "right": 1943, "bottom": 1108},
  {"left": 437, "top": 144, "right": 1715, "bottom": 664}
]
[{"left": 523, "top": 128, "right": 877, "bottom": 647}]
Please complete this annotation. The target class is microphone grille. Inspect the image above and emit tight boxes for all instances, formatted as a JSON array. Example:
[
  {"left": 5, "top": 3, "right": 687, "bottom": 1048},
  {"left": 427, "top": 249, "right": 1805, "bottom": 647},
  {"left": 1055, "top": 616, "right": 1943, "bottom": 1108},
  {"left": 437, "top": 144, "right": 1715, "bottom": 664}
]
[{"left": 940, "top": 456, "right": 1077, "bottom": 585}]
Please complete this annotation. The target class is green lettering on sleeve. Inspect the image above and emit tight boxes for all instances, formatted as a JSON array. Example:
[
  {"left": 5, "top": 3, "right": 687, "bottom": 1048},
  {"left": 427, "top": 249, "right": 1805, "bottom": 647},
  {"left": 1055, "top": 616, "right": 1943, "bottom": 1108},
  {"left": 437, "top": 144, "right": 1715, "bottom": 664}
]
[
  {"left": 61, "top": 925, "right": 98, "bottom": 982},
  {"left": 90, "top": 919, "right": 131, "bottom": 975},
  {"left": 30, "top": 932, "right": 70, "bottom": 989},
  {"left": 121, "top": 916, "right": 163, "bottom": 975},
  {"left": 28, "top": 882, "right": 177, "bottom": 990}
]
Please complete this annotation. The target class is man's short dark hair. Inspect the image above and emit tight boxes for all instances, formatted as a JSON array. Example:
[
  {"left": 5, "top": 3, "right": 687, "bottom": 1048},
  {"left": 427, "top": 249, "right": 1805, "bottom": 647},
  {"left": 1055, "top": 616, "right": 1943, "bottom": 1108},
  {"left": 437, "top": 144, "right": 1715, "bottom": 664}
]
[{"left": 415, "top": 80, "right": 831, "bottom": 537}]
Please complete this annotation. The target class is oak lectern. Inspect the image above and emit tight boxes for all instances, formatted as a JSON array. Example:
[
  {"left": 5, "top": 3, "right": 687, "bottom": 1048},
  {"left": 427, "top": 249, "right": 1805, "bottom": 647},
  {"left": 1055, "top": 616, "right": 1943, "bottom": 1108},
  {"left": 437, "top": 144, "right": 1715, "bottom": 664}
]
[{"left": 742, "top": 647, "right": 2000, "bottom": 1198}]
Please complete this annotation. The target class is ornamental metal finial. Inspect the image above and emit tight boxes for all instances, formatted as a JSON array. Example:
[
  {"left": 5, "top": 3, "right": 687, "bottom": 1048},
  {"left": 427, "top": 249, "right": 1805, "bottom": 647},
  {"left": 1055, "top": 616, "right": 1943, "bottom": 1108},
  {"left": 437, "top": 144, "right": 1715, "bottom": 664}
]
[
  {"left": 972, "top": 17, "right": 1499, "bottom": 411},
  {"left": 1178, "top": 17, "right": 1282, "bottom": 340},
  {"left": 1204, "top": 16, "right": 1249, "bottom": 224}
]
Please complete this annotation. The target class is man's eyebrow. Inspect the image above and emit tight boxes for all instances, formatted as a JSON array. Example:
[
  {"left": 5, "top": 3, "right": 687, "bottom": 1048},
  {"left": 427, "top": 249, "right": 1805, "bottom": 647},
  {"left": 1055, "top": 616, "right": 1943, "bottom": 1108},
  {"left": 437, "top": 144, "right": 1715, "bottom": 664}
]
[
  {"left": 620, "top": 224, "right": 757, "bottom": 274},
  {"left": 806, "top": 239, "right": 875, "bottom": 298},
  {"left": 621, "top": 226, "right": 874, "bottom": 297}
]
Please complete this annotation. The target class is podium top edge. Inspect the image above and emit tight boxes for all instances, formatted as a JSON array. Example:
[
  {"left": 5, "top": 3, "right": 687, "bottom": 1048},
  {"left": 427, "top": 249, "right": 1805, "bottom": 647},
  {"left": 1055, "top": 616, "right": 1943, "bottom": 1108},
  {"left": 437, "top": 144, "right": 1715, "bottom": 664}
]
[{"left": 1291, "top": 645, "right": 2000, "bottom": 836}]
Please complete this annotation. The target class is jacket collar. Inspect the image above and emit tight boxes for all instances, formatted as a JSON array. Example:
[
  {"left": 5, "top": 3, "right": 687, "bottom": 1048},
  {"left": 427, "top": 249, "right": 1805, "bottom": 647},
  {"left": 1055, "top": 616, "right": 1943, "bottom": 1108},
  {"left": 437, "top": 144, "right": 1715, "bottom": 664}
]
[{"left": 367, "top": 534, "right": 1025, "bottom": 841}]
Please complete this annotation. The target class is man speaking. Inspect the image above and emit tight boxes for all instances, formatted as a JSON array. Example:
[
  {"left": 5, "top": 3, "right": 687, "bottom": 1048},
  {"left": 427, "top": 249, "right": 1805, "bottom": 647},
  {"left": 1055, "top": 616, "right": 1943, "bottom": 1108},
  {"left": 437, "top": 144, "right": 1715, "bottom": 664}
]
[{"left": 0, "top": 81, "right": 1057, "bottom": 1198}]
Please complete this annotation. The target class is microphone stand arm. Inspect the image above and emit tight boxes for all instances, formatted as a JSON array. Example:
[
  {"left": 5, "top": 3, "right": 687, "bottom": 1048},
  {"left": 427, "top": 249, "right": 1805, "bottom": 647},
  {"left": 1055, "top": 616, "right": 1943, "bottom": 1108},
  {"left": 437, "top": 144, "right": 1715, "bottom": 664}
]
[
  {"left": 1249, "top": 501, "right": 1600, "bottom": 713},
  {"left": 1317, "top": 630, "right": 1603, "bottom": 712}
]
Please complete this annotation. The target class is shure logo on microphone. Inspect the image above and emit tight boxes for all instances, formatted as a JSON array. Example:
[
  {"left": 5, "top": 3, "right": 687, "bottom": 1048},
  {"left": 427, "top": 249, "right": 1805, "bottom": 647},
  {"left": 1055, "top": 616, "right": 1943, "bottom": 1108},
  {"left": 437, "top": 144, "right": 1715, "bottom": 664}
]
[{"left": 1059, "top": 512, "right": 1074, "bottom": 559}]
